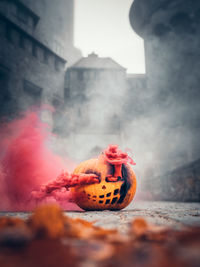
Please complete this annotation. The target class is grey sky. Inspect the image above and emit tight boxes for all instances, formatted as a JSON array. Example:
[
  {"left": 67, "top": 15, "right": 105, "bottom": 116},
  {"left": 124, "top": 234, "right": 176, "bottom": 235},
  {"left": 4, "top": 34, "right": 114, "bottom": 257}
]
[{"left": 74, "top": 0, "right": 145, "bottom": 73}]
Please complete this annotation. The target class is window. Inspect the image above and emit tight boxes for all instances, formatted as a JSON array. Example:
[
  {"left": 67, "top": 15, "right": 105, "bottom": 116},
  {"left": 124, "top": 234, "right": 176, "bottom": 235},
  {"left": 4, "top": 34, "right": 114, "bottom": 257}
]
[
  {"left": 55, "top": 58, "right": 60, "bottom": 71},
  {"left": 0, "top": 71, "right": 10, "bottom": 102},
  {"left": 89, "top": 71, "right": 96, "bottom": 79},
  {"left": 0, "top": 65, "right": 11, "bottom": 117},
  {"left": 32, "top": 43, "right": 37, "bottom": 58},
  {"left": 17, "top": 7, "right": 29, "bottom": 24},
  {"left": 19, "top": 34, "right": 25, "bottom": 49},
  {"left": 44, "top": 50, "right": 49, "bottom": 64},
  {"left": 64, "top": 87, "right": 70, "bottom": 99},
  {"left": 23, "top": 80, "right": 42, "bottom": 108},
  {"left": 5, "top": 24, "right": 12, "bottom": 42},
  {"left": 78, "top": 108, "right": 81, "bottom": 117},
  {"left": 52, "top": 97, "right": 61, "bottom": 108},
  {"left": 78, "top": 71, "right": 84, "bottom": 81},
  {"left": 70, "top": 71, "right": 77, "bottom": 80},
  {"left": 23, "top": 80, "right": 42, "bottom": 97},
  {"left": 11, "top": 3, "right": 17, "bottom": 17}
]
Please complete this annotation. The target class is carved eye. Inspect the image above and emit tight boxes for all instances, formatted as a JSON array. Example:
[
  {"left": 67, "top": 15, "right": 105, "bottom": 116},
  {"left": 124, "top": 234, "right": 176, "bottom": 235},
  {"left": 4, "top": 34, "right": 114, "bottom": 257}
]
[
  {"left": 105, "top": 176, "right": 124, "bottom": 182},
  {"left": 84, "top": 169, "right": 101, "bottom": 182}
]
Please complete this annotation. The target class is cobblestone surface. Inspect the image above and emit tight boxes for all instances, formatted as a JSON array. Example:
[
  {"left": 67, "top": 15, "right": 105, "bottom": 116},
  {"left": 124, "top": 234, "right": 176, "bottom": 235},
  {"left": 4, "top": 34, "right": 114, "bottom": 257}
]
[{"left": 1, "top": 201, "right": 199, "bottom": 233}]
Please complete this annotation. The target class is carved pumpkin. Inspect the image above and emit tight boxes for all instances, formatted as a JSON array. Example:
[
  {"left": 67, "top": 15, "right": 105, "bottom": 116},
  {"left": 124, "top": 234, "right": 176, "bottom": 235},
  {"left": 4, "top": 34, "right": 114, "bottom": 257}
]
[{"left": 71, "top": 145, "right": 137, "bottom": 211}]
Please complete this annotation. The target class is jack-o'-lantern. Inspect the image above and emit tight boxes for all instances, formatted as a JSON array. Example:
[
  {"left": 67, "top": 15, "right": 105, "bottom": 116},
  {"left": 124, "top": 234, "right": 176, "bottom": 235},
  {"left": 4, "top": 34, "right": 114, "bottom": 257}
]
[{"left": 71, "top": 145, "right": 137, "bottom": 211}]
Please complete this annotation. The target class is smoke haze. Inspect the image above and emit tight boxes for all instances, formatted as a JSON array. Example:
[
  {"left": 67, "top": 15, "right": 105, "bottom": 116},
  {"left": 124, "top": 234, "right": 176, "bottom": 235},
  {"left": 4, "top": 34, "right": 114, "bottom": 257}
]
[{"left": 0, "top": 108, "right": 79, "bottom": 211}]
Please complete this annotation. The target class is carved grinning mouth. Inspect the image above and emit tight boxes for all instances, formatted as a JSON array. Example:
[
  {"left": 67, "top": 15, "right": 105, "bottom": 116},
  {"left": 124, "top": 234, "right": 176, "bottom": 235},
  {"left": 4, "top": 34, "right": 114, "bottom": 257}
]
[{"left": 83, "top": 164, "right": 131, "bottom": 205}]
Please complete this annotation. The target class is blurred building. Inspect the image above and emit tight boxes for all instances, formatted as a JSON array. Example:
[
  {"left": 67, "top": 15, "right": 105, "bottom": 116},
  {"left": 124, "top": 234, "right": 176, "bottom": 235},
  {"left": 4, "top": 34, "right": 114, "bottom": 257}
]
[
  {"left": 129, "top": 0, "right": 200, "bottom": 201},
  {"left": 142, "top": 158, "right": 200, "bottom": 202},
  {"left": 65, "top": 52, "right": 127, "bottom": 129},
  {"left": 62, "top": 52, "right": 128, "bottom": 159},
  {"left": 0, "top": 0, "right": 147, "bottom": 162},
  {"left": 124, "top": 74, "right": 147, "bottom": 120},
  {"left": 0, "top": 0, "right": 81, "bottom": 120},
  {"left": 61, "top": 53, "right": 147, "bottom": 160},
  {"left": 130, "top": 0, "right": 200, "bottom": 165}
]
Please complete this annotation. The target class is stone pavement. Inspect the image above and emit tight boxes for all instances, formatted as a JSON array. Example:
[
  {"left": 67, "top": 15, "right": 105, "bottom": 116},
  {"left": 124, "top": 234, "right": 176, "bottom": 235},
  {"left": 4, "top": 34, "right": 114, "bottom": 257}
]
[
  {"left": 66, "top": 201, "right": 200, "bottom": 233},
  {"left": 2, "top": 201, "right": 199, "bottom": 234}
]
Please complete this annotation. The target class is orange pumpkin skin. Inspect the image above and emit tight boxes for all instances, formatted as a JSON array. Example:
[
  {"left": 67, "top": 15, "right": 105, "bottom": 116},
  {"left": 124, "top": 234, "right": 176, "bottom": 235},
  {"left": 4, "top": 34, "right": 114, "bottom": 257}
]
[{"left": 71, "top": 157, "right": 137, "bottom": 211}]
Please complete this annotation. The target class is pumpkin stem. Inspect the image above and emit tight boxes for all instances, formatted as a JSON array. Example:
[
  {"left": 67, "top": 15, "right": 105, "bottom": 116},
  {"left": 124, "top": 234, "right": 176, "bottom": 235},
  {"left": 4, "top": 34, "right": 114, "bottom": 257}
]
[{"left": 114, "top": 164, "right": 122, "bottom": 178}]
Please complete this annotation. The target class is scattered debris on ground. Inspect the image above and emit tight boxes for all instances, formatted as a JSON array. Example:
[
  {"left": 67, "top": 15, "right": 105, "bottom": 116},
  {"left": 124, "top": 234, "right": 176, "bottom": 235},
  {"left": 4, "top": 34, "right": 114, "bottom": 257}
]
[{"left": 0, "top": 205, "right": 200, "bottom": 267}]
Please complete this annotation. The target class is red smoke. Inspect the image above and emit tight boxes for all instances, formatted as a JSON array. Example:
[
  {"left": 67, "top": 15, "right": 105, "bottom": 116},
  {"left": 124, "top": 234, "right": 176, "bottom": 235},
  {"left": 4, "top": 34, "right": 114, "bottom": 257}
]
[
  {"left": 33, "top": 145, "right": 136, "bottom": 200},
  {"left": 103, "top": 145, "right": 136, "bottom": 166},
  {"left": 32, "top": 172, "right": 100, "bottom": 203},
  {"left": 0, "top": 110, "right": 136, "bottom": 211},
  {"left": 0, "top": 109, "right": 78, "bottom": 211},
  {"left": 101, "top": 144, "right": 136, "bottom": 182}
]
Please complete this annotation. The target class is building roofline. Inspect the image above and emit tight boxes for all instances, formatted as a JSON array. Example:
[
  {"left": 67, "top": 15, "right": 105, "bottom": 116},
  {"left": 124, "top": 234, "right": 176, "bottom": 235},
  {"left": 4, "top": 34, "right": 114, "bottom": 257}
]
[
  {"left": 126, "top": 73, "right": 146, "bottom": 78},
  {"left": 68, "top": 67, "right": 126, "bottom": 71},
  {"left": 69, "top": 55, "right": 126, "bottom": 71},
  {"left": 0, "top": 13, "right": 67, "bottom": 64},
  {"left": 107, "top": 58, "right": 126, "bottom": 70},
  {"left": 69, "top": 57, "right": 83, "bottom": 68}
]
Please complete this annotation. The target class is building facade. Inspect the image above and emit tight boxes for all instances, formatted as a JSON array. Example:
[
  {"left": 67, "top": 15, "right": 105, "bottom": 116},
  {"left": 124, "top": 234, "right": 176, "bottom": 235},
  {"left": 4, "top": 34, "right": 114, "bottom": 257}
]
[
  {"left": 129, "top": 0, "right": 200, "bottom": 201},
  {"left": 0, "top": 0, "right": 81, "bottom": 120},
  {"left": 130, "top": 0, "right": 200, "bottom": 168},
  {"left": 62, "top": 53, "right": 128, "bottom": 159},
  {"left": 0, "top": 1, "right": 147, "bottom": 164}
]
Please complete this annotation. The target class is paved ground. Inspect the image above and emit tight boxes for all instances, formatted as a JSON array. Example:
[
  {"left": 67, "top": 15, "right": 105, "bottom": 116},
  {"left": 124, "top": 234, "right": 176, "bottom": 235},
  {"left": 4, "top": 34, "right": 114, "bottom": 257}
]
[
  {"left": 67, "top": 201, "right": 200, "bottom": 233},
  {"left": 1, "top": 201, "right": 199, "bottom": 233}
]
